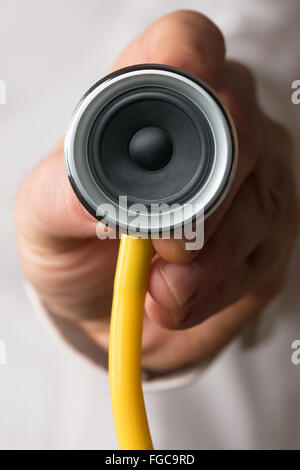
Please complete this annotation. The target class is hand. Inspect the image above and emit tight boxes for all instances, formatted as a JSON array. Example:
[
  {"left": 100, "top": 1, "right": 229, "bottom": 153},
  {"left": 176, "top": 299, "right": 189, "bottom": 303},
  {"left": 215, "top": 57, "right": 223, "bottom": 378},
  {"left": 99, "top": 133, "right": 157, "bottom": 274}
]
[{"left": 15, "top": 10, "right": 299, "bottom": 372}]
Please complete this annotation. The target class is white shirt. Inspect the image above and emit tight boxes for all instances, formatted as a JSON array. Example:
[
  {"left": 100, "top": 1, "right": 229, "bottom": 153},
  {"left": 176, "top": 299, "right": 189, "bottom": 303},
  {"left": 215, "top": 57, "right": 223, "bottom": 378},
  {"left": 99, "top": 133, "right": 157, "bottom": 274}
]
[{"left": 0, "top": 0, "right": 299, "bottom": 449}]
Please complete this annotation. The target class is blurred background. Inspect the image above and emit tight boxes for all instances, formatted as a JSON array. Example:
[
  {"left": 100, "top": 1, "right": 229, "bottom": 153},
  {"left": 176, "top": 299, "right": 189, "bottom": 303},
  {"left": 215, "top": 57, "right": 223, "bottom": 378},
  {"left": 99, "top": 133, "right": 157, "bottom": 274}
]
[{"left": 0, "top": 0, "right": 300, "bottom": 449}]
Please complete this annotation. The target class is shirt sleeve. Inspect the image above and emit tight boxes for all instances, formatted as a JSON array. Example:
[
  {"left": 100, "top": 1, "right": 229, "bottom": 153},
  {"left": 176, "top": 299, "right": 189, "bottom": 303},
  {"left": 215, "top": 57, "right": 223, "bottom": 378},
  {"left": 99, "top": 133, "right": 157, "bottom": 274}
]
[{"left": 24, "top": 281, "right": 205, "bottom": 392}]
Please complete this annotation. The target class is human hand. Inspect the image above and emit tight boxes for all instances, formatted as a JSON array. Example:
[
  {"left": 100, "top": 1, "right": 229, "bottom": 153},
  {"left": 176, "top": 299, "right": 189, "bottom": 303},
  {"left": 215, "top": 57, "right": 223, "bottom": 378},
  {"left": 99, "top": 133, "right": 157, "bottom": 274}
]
[{"left": 15, "top": 10, "right": 299, "bottom": 372}]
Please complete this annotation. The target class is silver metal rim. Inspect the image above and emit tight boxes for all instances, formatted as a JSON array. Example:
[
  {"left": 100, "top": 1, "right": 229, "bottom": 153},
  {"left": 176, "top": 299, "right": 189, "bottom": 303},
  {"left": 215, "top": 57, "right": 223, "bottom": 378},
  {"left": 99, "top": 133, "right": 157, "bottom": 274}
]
[{"left": 65, "top": 67, "right": 237, "bottom": 236}]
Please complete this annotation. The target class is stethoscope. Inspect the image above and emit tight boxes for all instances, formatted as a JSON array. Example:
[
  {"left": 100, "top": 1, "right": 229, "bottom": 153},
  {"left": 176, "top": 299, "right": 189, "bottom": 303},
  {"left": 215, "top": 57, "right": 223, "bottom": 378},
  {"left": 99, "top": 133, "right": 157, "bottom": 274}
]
[{"left": 64, "top": 64, "right": 237, "bottom": 449}]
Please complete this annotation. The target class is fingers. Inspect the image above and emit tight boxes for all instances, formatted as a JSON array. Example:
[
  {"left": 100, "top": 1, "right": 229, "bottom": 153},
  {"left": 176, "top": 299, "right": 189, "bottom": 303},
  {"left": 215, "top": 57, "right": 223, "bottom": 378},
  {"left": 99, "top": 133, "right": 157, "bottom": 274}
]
[
  {"left": 210, "top": 59, "right": 262, "bottom": 214},
  {"left": 15, "top": 143, "right": 98, "bottom": 248},
  {"left": 146, "top": 214, "right": 290, "bottom": 330},
  {"left": 154, "top": 59, "right": 262, "bottom": 262},
  {"left": 112, "top": 10, "right": 226, "bottom": 87},
  {"left": 147, "top": 171, "right": 273, "bottom": 325},
  {"left": 147, "top": 121, "right": 295, "bottom": 329},
  {"left": 141, "top": 292, "right": 269, "bottom": 371},
  {"left": 192, "top": 209, "right": 295, "bottom": 330},
  {"left": 15, "top": 141, "right": 120, "bottom": 320}
]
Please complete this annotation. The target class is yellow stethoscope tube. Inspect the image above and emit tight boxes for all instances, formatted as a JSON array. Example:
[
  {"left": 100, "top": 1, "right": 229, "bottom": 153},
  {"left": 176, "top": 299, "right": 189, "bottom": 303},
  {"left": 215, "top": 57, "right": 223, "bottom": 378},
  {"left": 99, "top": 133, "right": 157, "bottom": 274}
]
[{"left": 109, "top": 234, "right": 154, "bottom": 450}]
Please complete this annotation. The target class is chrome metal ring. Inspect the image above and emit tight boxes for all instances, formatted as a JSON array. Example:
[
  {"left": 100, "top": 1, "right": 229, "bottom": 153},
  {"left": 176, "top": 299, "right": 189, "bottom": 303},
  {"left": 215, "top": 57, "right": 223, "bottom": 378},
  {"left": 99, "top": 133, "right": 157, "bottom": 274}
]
[{"left": 65, "top": 64, "right": 237, "bottom": 236}]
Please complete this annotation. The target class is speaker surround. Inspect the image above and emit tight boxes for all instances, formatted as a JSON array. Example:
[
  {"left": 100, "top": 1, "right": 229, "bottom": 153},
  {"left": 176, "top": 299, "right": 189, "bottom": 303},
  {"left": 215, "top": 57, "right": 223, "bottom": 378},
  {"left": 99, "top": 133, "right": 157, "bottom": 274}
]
[{"left": 65, "top": 64, "right": 237, "bottom": 236}]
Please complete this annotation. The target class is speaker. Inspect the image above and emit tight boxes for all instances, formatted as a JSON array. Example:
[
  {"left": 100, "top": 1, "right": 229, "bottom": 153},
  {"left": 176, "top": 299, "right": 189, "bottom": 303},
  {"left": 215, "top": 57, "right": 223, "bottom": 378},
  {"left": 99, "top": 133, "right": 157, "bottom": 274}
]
[{"left": 65, "top": 64, "right": 237, "bottom": 236}]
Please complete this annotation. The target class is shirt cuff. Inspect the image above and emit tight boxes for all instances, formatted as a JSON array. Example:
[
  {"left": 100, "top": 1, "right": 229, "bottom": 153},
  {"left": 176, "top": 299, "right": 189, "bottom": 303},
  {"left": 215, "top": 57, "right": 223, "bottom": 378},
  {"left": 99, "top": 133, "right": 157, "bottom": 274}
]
[{"left": 24, "top": 281, "right": 204, "bottom": 392}]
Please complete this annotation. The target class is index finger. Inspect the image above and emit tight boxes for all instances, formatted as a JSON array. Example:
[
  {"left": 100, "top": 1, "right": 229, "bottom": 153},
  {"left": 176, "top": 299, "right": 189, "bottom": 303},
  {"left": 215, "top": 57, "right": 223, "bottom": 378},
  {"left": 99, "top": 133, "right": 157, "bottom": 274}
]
[{"left": 112, "top": 10, "right": 226, "bottom": 88}]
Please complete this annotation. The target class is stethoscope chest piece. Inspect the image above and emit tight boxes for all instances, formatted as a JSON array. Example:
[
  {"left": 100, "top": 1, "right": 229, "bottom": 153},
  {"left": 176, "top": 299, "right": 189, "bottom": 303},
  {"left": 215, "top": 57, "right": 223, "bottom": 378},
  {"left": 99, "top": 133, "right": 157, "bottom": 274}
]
[{"left": 65, "top": 64, "right": 237, "bottom": 236}]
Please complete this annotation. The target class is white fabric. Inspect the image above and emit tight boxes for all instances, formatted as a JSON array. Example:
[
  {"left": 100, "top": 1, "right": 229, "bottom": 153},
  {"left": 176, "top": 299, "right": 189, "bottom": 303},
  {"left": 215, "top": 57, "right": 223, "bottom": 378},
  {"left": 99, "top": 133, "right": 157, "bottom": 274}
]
[{"left": 0, "top": 0, "right": 300, "bottom": 450}]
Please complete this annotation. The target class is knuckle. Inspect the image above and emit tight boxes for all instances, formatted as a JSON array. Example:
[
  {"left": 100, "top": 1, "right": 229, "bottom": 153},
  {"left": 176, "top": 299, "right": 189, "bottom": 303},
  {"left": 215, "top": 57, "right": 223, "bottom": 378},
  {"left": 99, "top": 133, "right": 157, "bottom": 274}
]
[
  {"left": 166, "top": 10, "right": 224, "bottom": 40},
  {"left": 227, "top": 60, "right": 256, "bottom": 93},
  {"left": 250, "top": 162, "right": 291, "bottom": 227},
  {"left": 252, "top": 119, "right": 295, "bottom": 226},
  {"left": 223, "top": 99, "right": 261, "bottom": 172},
  {"left": 148, "top": 9, "right": 225, "bottom": 58},
  {"left": 270, "top": 120, "right": 293, "bottom": 152},
  {"left": 269, "top": 158, "right": 293, "bottom": 218},
  {"left": 259, "top": 272, "right": 287, "bottom": 300},
  {"left": 213, "top": 224, "right": 244, "bottom": 266},
  {"left": 236, "top": 110, "right": 261, "bottom": 158},
  {"left": 248, "top": 172, "right": 270, "bottom": 218},
  {"left": 266, "top": 184, "right": 286, "bottom": 225}
]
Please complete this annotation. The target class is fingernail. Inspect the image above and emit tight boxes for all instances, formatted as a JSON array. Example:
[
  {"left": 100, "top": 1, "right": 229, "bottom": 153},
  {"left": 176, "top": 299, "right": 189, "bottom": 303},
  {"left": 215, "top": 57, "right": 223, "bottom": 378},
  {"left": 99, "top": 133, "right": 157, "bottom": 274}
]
[{"left": 160, "top": 262, "right": 200, "bottom": 324}]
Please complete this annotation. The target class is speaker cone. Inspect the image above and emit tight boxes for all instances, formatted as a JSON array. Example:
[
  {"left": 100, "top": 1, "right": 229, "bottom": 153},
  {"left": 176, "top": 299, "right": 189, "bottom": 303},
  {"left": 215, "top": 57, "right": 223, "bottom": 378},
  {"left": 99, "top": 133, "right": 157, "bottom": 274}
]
[{"left": 65, "top": 64, "right": 237, "bottom": 236}]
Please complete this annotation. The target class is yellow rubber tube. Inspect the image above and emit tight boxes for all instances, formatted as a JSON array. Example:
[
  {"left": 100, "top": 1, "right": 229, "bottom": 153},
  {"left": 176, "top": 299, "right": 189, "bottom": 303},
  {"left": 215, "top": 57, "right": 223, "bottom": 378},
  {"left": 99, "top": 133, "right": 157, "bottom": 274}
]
[{"left": 109, "top": 234, "right": 154, "bottom": 450}]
